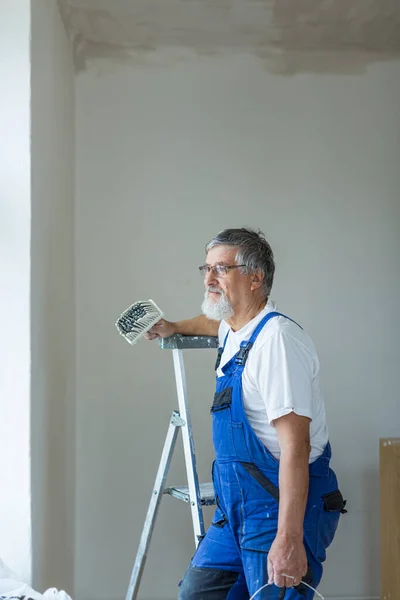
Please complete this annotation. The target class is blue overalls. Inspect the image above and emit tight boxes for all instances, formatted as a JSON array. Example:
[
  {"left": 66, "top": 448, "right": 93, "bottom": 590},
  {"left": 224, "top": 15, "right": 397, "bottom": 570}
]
[{"left": 179, "top": 312, "right": 346, "bottom": 600}]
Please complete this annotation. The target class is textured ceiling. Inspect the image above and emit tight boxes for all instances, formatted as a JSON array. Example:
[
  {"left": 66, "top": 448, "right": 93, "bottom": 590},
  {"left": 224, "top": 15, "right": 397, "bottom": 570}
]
[{"left": 57, "top": 0, "right": 400, "bottom": 73}]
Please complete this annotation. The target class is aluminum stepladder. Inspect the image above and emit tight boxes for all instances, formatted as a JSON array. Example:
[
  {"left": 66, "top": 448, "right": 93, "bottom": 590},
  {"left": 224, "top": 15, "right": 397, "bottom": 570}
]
[{"left": 125, "top": 334, "right": 219, "bottom": 600}]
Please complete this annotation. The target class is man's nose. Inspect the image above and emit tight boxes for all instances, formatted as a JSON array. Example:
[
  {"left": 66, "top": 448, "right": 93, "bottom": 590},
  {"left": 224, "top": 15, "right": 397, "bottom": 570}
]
[{"left": 204, "top": 267, "right": 218, "bottom": 287}]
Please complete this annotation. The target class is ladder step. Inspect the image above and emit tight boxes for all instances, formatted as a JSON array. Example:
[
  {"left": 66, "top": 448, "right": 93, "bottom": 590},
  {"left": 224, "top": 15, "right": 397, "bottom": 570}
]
[{"left": 164, "top": 483, "right": 216, "bottom": 506}]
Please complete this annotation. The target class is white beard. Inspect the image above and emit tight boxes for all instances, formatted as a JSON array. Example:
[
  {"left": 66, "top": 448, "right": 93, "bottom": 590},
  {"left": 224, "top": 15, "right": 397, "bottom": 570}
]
[{"left": 201, "top": 287, "right": 234, "bottom": 321}]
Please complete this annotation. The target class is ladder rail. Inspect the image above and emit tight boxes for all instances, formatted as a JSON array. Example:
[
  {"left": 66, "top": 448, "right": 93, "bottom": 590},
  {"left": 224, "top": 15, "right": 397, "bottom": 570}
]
[
  {"left": 125, "top": 411, "right": 184, "bottom": 600},
  {"left": 172, "top": 348, "right": 205, "bottom": 545}
]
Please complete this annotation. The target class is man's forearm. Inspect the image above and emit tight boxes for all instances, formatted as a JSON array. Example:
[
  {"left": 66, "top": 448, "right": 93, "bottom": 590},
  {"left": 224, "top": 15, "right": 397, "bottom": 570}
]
[
  {"left": 277, "top": 445, "right": 309, "bottom": 539},
  {"left": 174, "top": 315, "right": 220, "bottom": 337}
]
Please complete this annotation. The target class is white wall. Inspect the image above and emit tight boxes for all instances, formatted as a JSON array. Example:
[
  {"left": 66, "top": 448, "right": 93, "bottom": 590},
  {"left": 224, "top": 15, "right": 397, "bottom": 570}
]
[
  {"left": 30, "top": 0, "right": 76, "bottom": 594},
  {"left": 75, "top": 52, "right": 400, "bottom": 600},
  {"left": 0, "top": 0, "right": 32, "bottom": 583}
]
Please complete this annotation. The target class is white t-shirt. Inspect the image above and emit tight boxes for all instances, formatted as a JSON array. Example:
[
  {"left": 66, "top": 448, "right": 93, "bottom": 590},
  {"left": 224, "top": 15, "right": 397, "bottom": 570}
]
[{"left": 217, "top": 301, "right": 329, "bottom": 462}]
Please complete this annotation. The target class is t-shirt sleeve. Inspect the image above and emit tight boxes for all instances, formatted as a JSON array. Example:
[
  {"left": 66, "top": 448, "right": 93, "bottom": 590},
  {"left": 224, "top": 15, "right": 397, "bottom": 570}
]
[{"left": 254, "top": 329, "right": 315, "bottom": 425}]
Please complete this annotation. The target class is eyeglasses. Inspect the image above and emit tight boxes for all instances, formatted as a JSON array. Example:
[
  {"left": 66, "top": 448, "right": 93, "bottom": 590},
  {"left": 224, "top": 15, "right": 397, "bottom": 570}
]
[{"left": 198, "top": 264, "right": 246, "bottom": 277}]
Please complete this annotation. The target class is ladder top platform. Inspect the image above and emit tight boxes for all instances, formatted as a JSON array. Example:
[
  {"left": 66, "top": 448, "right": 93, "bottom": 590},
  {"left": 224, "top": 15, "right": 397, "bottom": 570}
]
[{"left": 159, "top": 335, "right": 219, "bottom": 350}]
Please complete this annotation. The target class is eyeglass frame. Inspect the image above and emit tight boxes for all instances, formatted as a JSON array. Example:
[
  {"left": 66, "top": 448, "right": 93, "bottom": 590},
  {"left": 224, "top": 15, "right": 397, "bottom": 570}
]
[{"left": 198, "top": 264, "right": 246, "bottom": 277}]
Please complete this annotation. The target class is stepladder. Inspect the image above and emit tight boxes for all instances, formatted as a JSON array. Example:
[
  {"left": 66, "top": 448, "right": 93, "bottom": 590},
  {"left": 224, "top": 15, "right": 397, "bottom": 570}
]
[{"left": 125, "top": 334, "right": 219, "bottom": 600}]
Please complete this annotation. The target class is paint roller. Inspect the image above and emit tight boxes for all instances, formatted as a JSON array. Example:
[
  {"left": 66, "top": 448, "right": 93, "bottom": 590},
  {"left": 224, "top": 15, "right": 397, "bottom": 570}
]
[{"left": 115, "top": 299, "right": 164, "bottom": 345}]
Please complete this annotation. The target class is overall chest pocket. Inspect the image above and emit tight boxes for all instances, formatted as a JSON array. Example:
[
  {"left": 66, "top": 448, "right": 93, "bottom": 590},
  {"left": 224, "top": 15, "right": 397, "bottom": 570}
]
[
  {"left": 211, "top": 387, "right": 236, "bottom": 459},
  {"left": 211, "top": 387, "right": 232, "bottom": 412}
]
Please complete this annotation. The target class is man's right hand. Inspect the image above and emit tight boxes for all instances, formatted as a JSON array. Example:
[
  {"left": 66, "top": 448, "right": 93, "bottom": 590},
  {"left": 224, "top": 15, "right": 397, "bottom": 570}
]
[
  {"left": 144, "top": 315, "right": 219, "bottom": 339},
  {"left": 144, "top": 319, "right": 176, "bottom": 340}
]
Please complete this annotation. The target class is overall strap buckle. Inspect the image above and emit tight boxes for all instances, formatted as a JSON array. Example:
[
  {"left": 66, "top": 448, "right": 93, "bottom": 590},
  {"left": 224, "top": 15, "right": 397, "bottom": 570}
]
[{"left": 235, "top": 341, "right": 253, "bottom": 366}]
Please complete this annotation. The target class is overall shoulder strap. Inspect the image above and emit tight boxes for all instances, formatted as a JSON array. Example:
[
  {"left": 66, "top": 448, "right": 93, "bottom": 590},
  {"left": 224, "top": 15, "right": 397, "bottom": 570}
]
[
  {"left": 235, "top": 311, "right": 303, "bottom": 367},
  {"left": 214, "top": 329, "right": 230, "bottom": 371}
]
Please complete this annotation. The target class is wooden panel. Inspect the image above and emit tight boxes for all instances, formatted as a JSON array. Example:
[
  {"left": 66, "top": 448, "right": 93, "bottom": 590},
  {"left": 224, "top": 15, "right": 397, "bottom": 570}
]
[{"left": 380, "top": 438, "right": 400, "bottom": 600}]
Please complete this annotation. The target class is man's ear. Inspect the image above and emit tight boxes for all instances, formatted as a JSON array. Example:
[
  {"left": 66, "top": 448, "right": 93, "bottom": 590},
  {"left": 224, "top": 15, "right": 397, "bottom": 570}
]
[{"left": 250, "top": 270, "right": 264, "bottom": 291}]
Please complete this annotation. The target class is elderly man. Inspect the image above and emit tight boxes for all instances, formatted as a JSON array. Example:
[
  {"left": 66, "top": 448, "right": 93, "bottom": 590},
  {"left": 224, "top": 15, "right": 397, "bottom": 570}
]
[{"left": 146, "top": 228, "right": 345, "bottom": 599}]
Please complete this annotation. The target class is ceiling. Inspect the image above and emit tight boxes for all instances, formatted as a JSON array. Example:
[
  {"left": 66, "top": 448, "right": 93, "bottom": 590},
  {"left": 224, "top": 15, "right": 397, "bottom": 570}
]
[{"left": 57, "top": 0, "right": 400, "bottom": 73}]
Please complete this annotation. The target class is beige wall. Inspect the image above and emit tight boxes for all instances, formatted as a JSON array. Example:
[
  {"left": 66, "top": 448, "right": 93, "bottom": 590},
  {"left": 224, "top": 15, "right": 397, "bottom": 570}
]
[
  {"left": 31, "top": 0, "right": 76, "bottom": 594},
  {"left": 73, "top": 53, "right": 399, "bottom": 599}
]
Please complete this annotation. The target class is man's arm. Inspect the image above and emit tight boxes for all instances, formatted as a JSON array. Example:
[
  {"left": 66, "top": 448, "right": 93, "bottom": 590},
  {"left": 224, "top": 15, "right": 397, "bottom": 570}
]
[
  {"left": 145, "top": 315, "right": 220, "bottom": 340},
  {"left": 267, "top": 412, "right": 310, "bottom": 588}
]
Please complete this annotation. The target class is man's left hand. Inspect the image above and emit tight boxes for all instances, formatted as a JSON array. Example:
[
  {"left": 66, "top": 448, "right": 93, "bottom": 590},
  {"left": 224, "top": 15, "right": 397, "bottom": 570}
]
[{"left": 267, "top": 533, "right": 308, "bottom": 588}]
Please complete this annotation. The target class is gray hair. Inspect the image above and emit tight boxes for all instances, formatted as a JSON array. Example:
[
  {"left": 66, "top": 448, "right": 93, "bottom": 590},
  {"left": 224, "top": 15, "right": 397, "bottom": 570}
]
[{"left": 205, "top": 227, "right": 275, "bottom": 298}]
